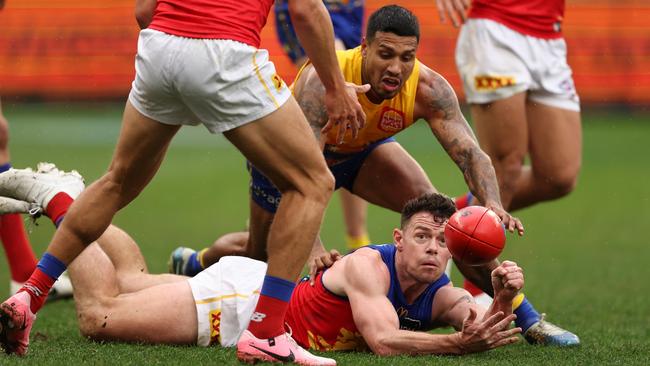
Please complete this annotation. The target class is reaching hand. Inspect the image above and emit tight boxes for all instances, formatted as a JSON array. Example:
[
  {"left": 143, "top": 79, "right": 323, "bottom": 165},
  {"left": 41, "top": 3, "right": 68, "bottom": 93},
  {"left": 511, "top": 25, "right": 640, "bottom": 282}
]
[
  {"left": 321, "top": 82, "right": 370, "bottom": 144},
  {"left": 455, "top": 308, "right": 521, "bottom": 354},
  {"left": 308, "top": 249, "right": 342, "bottom": 285},
  {"left": 485, "top": 204, "right": 524, "bottom": 236},
  {"left": 491, "top": 260, "right": 524, "bottom": 303},
  {"left": 434, "top": 0, "right": 471, "bottom": 28}
]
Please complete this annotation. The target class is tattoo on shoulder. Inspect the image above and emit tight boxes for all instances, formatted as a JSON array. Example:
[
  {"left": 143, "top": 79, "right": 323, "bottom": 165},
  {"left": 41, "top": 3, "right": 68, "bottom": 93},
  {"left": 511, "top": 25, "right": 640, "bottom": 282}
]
[
  {"left": 296, "top": 75, "right": 328, "bottom": 139},
  {"left": 427, "top": 74, "right": 459, "bottom": 121}
]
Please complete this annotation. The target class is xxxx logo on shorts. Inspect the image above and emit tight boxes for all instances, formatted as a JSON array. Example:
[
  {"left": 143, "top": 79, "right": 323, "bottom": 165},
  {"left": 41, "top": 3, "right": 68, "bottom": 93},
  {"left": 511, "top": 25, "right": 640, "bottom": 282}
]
[
  {"left": 209, "top": 309, "right": 222, "bottom": 345},
  {"left": 474, "top": 75, "right": 516, "bottom": 90},
  {"left": 378, "top": 107, "right": 405, "bottom": 133}
]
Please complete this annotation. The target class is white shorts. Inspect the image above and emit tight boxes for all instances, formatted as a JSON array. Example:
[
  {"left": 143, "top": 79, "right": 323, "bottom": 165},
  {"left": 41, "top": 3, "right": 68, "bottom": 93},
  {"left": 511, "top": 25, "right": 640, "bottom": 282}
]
[
  {"left": 456, "top": 19, "right": 580, "bottom": 112},
  {"left": 187, "top": 256, "right": 266, "bottom": 347},
  {"left": 128, "top": 29, "right": 292, "bottom": 133}
]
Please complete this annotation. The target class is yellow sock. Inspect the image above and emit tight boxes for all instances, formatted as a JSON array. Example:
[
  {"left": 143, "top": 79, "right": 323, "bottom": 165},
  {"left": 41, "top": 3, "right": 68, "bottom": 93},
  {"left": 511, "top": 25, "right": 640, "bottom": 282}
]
[{"left": 346, "top": 234, "right": 371, "bottom": 250}]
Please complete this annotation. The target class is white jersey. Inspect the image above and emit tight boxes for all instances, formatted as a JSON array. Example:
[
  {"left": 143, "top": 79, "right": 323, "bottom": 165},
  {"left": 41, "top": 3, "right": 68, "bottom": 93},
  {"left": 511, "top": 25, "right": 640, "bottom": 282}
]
[{"left": 187, "top": 256, "right": 266, "bottom": 347}]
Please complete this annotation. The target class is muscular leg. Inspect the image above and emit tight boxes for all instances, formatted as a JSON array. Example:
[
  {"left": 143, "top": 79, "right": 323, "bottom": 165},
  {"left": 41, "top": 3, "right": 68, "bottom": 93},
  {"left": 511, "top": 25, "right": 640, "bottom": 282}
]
[
  {"left": 69, "top": 242, "right": 196, "bottom": 345},
  {"left": 508, "top": 102, "right": 581, "bottom": 210},
  {"left": 49, "top": 102, "right": 180, "bottom": 265},
  {"left": 339, "top": 189, "right": 370, "bottom": 249},
  {"left": 224, "top": 98, "right": 333, "bottom": 282},
  {"left": 471, "top": 92, "right": 528, "bottom": 210},
  {"left": 352, "top": 142, "right": 436, "bottom": 211},
  {"left": 95, "top": 225, "right": 186, "bottom": 293}
]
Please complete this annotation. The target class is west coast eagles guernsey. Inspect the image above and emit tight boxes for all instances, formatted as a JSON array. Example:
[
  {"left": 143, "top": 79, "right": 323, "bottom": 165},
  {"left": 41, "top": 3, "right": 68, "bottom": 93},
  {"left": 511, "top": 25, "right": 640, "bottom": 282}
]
[
  {"left": 296, "top": 47, "right": 421, "bottom": 154},
  {"left": 284, "top": 244, "right": 451, "bottom": 351}
]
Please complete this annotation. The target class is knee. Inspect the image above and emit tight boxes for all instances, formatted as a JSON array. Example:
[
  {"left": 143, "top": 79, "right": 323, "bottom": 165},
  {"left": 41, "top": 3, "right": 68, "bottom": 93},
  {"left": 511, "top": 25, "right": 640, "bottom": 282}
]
[
  {"left": 77, "top": 301, "right": 110, "bottom": 341},
  {"left": 281, "top": 164, "right": 334, "bottom": 205},
  {"left": 540, "top": 171, "right": 579, "bottom": 199}
]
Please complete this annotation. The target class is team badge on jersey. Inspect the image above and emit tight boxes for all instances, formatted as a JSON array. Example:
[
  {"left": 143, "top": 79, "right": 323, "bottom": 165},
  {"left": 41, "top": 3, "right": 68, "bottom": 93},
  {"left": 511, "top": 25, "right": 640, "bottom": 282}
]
[
  {"left": 378, "top": 107, "right": 405, "bottom": 133},
  {"left": 209, "top": 309, "right": 222, "bottom": 345}
]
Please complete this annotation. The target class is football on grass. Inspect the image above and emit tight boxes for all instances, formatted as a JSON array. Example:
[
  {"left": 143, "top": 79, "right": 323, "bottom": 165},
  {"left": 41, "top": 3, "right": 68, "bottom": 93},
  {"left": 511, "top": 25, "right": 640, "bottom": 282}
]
[{"left": 444, "top": 206, "right": 506, "bottom": 265}]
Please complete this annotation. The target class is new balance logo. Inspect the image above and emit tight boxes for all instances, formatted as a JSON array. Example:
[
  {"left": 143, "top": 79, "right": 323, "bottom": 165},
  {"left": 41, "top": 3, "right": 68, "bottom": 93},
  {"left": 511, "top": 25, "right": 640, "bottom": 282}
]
[{"left": 250, "top": 312, "right": 267, "bottom": 322}]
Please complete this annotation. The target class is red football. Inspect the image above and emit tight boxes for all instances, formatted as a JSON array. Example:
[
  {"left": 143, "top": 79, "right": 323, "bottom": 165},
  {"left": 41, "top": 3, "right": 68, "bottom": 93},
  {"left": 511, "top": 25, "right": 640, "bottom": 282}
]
[{"left": 444, "top": 206, "right": 506, "bottom": 265}]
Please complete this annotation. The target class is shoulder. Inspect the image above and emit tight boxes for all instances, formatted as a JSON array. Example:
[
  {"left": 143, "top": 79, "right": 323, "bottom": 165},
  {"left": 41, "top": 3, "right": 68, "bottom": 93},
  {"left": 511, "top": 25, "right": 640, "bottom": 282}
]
[
  {"left": 342, "top": 248, "right": 390, "bottom": 293},
  {"left": 414, "top": 63, "right": 460, "bottom": 121}
]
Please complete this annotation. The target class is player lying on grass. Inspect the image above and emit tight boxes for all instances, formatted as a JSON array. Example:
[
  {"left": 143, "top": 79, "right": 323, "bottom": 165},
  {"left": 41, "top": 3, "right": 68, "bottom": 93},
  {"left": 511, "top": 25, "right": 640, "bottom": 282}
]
[
  {"left": 170, "top": 4, "right": 578, "bottom": 346},
  {"left": 0, "top": 166, "right": 522, "bottom": 358}
]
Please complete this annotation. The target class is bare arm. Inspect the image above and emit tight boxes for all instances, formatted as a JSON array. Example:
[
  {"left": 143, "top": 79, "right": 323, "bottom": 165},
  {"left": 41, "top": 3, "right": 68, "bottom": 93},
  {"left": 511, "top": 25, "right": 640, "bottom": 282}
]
[
  {"left": 134, "top": 0, "right": 156, "bottom": 29},
  {"left": 435, "top": 262, "right": 524, "bottom": 340},
  {"left": 415, "top": 68, "right": 523, "bottom": 234},
  {"left": 342, "top": 252, "right": 517, "bottom": 355},
  {"left": 288, "top": 0, "right": 369, "bottom": 142},
  {"left": 294, "top": 67, "right": 329, "bottom": 147}
]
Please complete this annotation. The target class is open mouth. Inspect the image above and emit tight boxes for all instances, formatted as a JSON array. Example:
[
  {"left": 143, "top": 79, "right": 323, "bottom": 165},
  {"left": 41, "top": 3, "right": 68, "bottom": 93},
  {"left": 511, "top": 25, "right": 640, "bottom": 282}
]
[{"left": 381, "top": 77, "right": 401, "bottom": 92}]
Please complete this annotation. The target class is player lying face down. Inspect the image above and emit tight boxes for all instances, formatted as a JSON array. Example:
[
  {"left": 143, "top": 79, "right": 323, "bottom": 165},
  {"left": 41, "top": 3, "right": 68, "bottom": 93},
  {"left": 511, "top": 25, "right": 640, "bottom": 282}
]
[{"left": 57, "top": 190, "right": 523, "bottom": 356}]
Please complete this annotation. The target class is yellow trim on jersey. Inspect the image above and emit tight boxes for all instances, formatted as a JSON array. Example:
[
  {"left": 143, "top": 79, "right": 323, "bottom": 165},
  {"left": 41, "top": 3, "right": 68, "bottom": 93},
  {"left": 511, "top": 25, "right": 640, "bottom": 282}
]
[
  {"left": 252, "top": 51, "right": 279, "bottom": 108},
  {"left": 195, "top": 290, "right": 261, "bottom": 305}
]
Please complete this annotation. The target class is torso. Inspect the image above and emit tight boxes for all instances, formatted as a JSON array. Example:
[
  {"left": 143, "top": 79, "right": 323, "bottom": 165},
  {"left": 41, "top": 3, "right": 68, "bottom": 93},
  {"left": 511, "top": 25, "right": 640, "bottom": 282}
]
[
  {"left": 468, "top": 0, "right": 565, "bottom": 39},
  {"left": 296, "top": 47, "right": 421, "bottom": 154},
  {"left": 148, "top": 0, "right": 274, "bottom": 47},
  {"left": 284, "top": 245, "right": 450, "bottom": 351}
]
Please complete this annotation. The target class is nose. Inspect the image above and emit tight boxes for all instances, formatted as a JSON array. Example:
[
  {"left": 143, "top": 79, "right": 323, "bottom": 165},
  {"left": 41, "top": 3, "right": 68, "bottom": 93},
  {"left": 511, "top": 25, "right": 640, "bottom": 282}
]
[
  {"left": 426, "top": 239, "right": 440, "bottom": 255},
  {"left": 386, "top": 59, "right": 401, "bottom": 76}
]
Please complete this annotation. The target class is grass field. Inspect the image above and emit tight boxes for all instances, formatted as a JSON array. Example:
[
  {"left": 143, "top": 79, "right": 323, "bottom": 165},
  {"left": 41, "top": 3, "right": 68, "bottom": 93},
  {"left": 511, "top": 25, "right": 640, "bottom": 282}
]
[{"left": 0, "top": 103, "right": 649, "bottom": 365}]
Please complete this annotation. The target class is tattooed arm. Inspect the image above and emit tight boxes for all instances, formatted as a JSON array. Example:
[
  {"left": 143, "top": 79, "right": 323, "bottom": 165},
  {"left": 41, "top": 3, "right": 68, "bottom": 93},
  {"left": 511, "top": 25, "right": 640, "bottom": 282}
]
[
  {"left": 293, "top": 65, "right": 330, "bottom": 148},
  {"left": 414, "top": 66, "right": 523, "bottom": 234}
]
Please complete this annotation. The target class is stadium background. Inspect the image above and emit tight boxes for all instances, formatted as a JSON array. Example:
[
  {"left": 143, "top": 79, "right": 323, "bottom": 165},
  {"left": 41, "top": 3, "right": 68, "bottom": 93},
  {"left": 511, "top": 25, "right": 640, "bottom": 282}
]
[{"left": 0, "top": 1, "right": 649, "bottom": 365}]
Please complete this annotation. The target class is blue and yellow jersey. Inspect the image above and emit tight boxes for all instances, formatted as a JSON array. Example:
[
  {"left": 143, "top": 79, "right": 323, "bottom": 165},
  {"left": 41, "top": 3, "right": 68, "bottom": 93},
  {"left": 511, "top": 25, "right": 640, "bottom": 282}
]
[{"left": 296, "top": 47, "right": 421, "bottom": 154}]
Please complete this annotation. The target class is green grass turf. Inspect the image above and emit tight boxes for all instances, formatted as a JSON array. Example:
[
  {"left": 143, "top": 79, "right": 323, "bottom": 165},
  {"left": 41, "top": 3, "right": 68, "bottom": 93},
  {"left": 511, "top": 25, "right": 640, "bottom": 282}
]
[{"left": 0, "top": 103, "right": 649, "bottom": 365}]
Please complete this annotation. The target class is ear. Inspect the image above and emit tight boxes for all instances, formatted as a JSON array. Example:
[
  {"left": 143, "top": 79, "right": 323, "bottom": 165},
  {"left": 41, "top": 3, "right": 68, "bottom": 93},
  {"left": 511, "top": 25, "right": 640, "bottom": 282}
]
[
  {"left": 361, "top": 38, "right": 368, "bottom": 57},
  {"left": 393, "top": 228, "right": 404, "bottom": 251}
]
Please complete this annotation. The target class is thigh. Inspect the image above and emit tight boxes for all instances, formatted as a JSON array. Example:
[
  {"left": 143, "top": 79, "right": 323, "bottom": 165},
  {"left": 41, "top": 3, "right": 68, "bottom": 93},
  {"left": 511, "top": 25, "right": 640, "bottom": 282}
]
[
  {"left": 109, "top": 102, "right": 180, "bottom": 207},
  {"left": 224, "top": 97, "right": 329, "bottom": 192},
  {"left": 526, "top": 101, "right": 582, "bottom": 179},
  {"left": 104, "top": 281, "right": 197, "bottom": 345},
  {"left": 471, "top": 92, "right": 528, "bottom": 164},
  {"left": 352, "top": 142, "right": 435, "bottom": 212}
]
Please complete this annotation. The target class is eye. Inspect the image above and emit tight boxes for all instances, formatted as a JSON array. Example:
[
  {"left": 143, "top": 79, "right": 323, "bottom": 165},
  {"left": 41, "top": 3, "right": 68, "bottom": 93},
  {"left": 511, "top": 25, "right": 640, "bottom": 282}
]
[{"left": 401, "top": 54, "right": 414, "bottom": 62}]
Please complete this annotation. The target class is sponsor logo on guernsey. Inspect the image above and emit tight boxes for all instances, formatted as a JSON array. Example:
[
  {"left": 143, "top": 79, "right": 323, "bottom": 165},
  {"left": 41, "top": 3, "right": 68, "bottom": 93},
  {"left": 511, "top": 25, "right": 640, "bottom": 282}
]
[
  {"left": 209, "top": 309, "right": 222, "bottom": 345},
  {"left": 474, "top": 75, "right": 516, "bottom": 90},
  {"left": 378, "top": 107, "right": 405, "bottom": 133}
]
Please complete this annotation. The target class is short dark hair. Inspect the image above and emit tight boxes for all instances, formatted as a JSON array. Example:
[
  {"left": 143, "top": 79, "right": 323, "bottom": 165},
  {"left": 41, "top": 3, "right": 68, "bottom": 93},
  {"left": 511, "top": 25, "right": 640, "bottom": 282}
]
[
  {"left": 400, "top": 193, "right": 456, "bottom": 229},
  {"left": 366, "top": 5, "right": 420, "bottom": 43}
]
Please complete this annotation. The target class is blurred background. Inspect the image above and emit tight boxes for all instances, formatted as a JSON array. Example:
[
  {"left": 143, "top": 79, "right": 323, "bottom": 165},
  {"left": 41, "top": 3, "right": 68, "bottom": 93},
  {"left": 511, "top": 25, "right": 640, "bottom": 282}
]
[
  {"left": 1, "top": 0, "right": 649, "bottom": 104},
  {"left": 0, "top": 0, "right": 649, "bottom": 364}
]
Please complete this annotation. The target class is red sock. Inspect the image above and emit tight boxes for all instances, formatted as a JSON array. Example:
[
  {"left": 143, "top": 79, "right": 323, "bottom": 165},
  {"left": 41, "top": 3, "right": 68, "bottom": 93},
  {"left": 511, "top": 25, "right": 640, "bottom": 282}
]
[
  {"left": 455, "top": 192, "right": 473, "bottom": 210},
  {"left": 247, "top": 294, "right": 290, "bottom": 339},
  {"left": 45, "top": 192, "right": 74, "bottom": 227},
  {"left": 19, "top": 268, "right": 54, "bottom": 313},
  {"left": 0, "top": 214, "right": 38, "bottom": 282},
  {"left": 463, "top": 279, "right": 485, "bottom": 296}
]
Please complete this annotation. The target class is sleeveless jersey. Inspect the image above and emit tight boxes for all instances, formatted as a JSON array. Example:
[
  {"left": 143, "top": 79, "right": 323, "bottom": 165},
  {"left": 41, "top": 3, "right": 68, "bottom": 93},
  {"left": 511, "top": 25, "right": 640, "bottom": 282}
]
[
  {"left": 469, "top": 0, "right": 565, "bottom": 39},
  {"left": 149, "top": 0, "right": 274, "bottom": 47},
  {"left": 295, "top": 47, "right": 420, "bottom": 154},
  {"left": 285, "top": 244, "right": 450, "bottom": 351}
]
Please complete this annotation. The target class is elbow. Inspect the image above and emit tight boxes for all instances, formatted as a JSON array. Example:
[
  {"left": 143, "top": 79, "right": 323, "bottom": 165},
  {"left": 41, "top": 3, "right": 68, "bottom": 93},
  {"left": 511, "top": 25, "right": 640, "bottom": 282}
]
[
  {"left": 287, "top": 0, "right": 318, "bottom": 24},
  {"left": 135, "top": 10, "right": 152, "bottom": 29}
]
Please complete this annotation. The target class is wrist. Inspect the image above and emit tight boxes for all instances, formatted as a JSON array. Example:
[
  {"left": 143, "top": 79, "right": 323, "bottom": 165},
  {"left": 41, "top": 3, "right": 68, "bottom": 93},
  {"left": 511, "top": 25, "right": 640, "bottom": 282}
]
[{"left": 450, "top": 332, "right": 466, "bottom": 355}]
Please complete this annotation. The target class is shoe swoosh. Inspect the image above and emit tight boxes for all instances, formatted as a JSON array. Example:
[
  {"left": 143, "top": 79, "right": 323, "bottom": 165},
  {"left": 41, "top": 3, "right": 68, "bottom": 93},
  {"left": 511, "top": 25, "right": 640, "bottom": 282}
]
[{"left": 250, "top": 344, "right": 295, "bottom": 362}]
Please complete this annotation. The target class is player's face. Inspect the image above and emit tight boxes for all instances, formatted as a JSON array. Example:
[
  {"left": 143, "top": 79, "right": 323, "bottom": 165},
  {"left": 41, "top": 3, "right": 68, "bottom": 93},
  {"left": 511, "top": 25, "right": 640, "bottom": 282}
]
[
  {"left": 395, "top": 212, "right": 450, "bottom": 284},
  {"left": 361, "top": 32, "right": 418, "bottom": 102}
]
